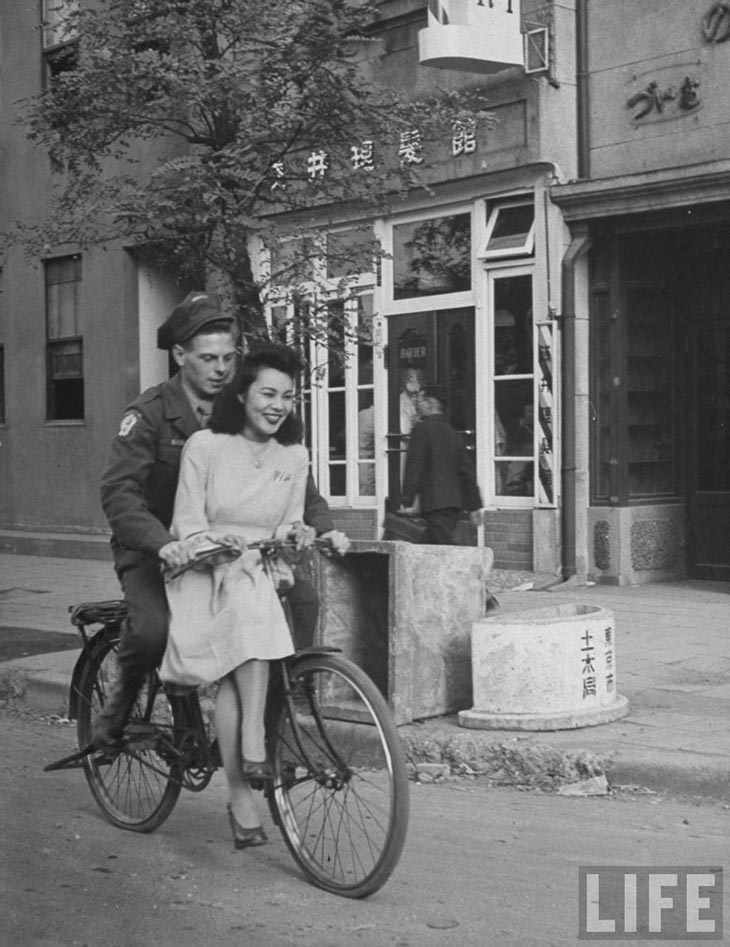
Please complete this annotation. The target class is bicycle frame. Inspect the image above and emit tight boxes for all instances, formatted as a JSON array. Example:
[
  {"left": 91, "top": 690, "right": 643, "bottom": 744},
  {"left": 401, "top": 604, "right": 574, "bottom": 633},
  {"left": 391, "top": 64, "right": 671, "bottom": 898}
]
[
  {"left": 48, "top": 541, "right": 358, "bottom": 795},
  {"left": 43, "top": 549, "right": 409, "bottom": 897}
]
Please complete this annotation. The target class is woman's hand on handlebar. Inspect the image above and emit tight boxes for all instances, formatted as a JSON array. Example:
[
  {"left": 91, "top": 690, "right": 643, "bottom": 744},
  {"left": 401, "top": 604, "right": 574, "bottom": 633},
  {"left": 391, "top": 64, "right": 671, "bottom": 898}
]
[
  {"left": 159, "top": 537, "right": 203, "bottom": 571},
  {"left": 206, "top": 531, "right": 248, "bottom": 552},
  {"left": 287, "top": 521, "right": 317, "bottom": 551}
]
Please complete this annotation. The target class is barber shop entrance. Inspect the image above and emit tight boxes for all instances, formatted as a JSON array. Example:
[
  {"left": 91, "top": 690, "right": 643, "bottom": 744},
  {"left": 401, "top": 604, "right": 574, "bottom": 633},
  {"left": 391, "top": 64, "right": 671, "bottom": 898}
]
[
  {"left": 385, "top": 308, "right": 476, "bottom": 512},
  {"left": 590, "top": 214, "right": 730, "bottom": 581}
]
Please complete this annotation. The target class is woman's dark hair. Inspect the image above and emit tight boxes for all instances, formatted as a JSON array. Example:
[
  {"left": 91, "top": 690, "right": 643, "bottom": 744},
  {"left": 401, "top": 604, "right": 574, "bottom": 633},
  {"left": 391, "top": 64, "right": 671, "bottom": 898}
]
[{"left": 209, "top": 342, "right": 304, "bottom": 444}]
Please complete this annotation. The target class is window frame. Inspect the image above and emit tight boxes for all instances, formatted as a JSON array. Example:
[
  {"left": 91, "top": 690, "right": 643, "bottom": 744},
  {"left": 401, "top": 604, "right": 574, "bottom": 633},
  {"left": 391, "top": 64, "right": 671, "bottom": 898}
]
[
  {"left": 478, "top": 198, "right": 536, "bottom": 261},
  {"left": 41, "top": 0, "right": 79, "bottom": 50},
  {"left": 486, "top": 263, "right": 538, "bottom": 507},
  {"left": 45, "top": 254, "right": 84, "bottom": 422},
  {"left": 383, "top": 204, "right": 474, "bottom": 316},
  {"left": 263, "top": 230, "right": 378, "bottom": 507}
]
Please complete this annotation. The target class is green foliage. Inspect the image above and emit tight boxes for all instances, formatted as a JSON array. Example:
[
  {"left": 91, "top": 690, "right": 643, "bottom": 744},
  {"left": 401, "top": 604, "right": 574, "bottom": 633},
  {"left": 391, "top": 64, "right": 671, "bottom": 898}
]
[{"left": 13, "top": 0, "right": 493, "bottom": 341}]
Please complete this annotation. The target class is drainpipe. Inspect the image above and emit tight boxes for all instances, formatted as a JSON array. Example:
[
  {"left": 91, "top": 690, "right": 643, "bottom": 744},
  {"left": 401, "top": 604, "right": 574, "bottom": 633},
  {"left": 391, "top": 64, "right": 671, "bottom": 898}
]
[
  {"left": 561, "top": 226, "right": 592, "bottom": 580},
  {"left": 559, "top": 0, "right": 591, "bottom": 581},
  {"left": 576, "top": 0, "right": 590, "bottom": 180}
]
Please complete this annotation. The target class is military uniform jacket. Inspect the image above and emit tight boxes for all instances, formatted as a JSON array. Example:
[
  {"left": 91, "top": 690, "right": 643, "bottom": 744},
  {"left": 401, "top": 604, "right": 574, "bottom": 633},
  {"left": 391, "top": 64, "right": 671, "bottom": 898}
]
[{"left": 101, "top": 373, "right": 333, "bottom": 561}]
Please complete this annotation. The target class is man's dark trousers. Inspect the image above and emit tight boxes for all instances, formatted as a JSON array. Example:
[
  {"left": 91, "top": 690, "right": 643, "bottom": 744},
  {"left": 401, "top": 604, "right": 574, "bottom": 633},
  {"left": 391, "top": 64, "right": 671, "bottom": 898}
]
[{"left": 424, "top": 507, "right": 460, "bottom": 545}]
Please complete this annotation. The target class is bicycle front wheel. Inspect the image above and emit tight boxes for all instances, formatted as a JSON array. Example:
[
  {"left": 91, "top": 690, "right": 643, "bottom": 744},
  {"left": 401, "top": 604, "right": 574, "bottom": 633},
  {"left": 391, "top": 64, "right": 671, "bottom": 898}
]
[
  {"left": 267, "top": 653, "right": 409, "bottom": 898},
  {"left": 76, "top": 629, "right": 183, "bottom": 833}
]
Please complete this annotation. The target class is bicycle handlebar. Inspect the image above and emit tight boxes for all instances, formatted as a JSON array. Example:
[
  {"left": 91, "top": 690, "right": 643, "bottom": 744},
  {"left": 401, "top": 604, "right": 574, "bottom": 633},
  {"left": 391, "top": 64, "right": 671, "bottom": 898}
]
[{"left": 163, "top": 536, "right": 336, "bottom": 581}]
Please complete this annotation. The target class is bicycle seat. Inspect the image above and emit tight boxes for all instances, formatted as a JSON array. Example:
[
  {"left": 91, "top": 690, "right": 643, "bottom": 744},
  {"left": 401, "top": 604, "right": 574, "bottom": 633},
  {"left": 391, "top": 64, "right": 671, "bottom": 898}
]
[{"left": 69, "top": 600, "right": 128, "bottom": 627}]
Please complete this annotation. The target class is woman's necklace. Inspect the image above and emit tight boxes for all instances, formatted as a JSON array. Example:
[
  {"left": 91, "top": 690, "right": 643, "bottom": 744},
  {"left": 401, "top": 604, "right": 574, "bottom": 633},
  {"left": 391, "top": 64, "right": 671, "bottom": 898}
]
[{"left": 242, "top": 435, "right": 270, "bottom": 469}]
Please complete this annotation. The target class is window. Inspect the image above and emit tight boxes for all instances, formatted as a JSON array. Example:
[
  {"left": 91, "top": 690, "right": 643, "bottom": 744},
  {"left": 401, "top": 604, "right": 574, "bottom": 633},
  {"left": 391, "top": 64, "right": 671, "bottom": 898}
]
[
  {"left": 264, "top": 229, "right": 377, "bottom": 504},
  {"left": 479, "top": 200, "right": 535, "bottom": 260},
  {"left": 42, "top": 0, "right": 78, "bottom": 48},
  {"left": 393, "top": 213, "right": 471, "bottom": 299},
  {"left": 590, "top": 235, "right": 680, "bottom": 504},
  {"left": 491, "top": 271, "right": 535, "bottom": 500},
  {"left": 42, "top": 0, "right": 79, "bottom": 79},
  {"left": 46, "top": 256, "right": 84, "bottom": 420},
  {"left": 524, "top": 26, "right": 549, "bottom": 74},
  {"left": 326, "top": 228, "right": 377, "bottom": 282},
  {"left": 267, "top": 227, "right": 376, "bottom": 291},
  {"left": 318, "top": 294, "right": 374, "bottom": 499}
]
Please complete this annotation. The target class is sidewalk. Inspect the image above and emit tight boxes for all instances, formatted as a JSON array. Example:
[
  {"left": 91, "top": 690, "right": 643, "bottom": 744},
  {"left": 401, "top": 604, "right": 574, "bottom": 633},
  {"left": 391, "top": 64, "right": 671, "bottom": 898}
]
[{"left": 1, "top": 551, "right": 729, "bottom": 800}]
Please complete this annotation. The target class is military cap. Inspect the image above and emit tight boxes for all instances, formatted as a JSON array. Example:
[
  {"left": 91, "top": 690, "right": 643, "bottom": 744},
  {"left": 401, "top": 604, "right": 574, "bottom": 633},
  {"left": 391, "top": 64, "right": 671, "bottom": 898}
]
[{"left": 156, "top": 291, "right": 235, "bottom": 350}]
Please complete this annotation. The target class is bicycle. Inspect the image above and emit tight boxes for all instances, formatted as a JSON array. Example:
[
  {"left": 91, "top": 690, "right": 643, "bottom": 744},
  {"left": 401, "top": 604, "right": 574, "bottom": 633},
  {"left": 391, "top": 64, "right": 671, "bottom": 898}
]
[{"left": 44, "top": 538, "right": 410, "bottom": 899}]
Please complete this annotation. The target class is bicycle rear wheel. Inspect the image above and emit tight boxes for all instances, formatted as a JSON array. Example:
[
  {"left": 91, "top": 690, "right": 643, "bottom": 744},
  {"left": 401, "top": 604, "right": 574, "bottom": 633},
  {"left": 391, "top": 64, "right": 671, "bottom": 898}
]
[
  {"left": 76, "top": 628, "right": 183, "bottom": 832},
  {"left": 267, "top": 653, "right": 409, "bottom": 898}
]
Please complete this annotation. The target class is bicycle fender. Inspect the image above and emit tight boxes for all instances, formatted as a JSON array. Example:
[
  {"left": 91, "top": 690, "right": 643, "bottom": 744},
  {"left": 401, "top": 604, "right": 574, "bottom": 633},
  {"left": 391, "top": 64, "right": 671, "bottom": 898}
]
[
  {"left": 291, "top": 646, "right": 342, "bottom": 661},
  {"left": 67, "top": 625, "right": 121, "bottom": 720}
]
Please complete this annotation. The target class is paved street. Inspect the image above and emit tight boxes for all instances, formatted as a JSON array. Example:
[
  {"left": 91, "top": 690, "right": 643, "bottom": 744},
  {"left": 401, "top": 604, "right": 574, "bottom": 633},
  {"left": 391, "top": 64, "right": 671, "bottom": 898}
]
[
  {"left": 2, "top": 708, "right": 728, "bottom": 947},
  {"left": 3, "top": 552, "right": 729, "bottom": 800}
]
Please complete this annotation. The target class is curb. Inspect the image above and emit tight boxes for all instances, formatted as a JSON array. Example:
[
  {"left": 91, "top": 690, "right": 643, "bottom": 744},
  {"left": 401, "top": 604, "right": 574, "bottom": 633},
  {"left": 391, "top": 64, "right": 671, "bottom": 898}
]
[
  {"left": 0, "top": 652, "right": 77, "bottom": 716},
  {"left": 0, "top": 529, "right": 112, "bottom": 561},
  {"left": 399, "top": 726, "right": 730, "bottom": 802},
  {"left": 3, "top": 654, "right": 729, "bottom": 803}
]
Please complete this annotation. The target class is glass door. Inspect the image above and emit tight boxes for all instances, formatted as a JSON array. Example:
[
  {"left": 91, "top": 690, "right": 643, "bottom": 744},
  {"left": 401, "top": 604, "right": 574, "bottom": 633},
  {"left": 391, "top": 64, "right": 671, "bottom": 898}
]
[{"left": 385, "top": 309, "right": 475, "bottom": 510}]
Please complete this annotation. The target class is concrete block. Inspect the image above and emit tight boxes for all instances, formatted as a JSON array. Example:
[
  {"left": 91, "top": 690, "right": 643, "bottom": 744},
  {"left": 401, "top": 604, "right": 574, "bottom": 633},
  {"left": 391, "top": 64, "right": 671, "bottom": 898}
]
[
  {"left": 459, "top": 602, "right": 629, "bottom": 731},
  {"left": 316, "top": 539, "right": 494, "bottom": 724}
]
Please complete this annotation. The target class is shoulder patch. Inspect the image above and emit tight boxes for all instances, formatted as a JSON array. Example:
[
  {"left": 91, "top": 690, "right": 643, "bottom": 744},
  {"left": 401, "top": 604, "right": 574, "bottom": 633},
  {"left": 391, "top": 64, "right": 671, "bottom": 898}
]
[{"left": 118, "top": 412, "right": 140, "bottom": 438}]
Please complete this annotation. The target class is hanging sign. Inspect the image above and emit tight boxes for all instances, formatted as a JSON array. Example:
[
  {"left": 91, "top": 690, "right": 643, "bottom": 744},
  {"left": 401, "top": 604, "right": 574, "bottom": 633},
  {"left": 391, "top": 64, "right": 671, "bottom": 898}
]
[{"left": 419, "top": 0, "right": 523, "bottom": 74}]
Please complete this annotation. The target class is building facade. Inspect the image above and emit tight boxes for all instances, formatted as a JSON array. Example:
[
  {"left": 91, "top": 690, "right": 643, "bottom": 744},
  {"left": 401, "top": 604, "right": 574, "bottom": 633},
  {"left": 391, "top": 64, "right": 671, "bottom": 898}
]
[
  {"left": 7, "top": 2, "right": 722, "bottom": 586},
  {"left": 2, "top": 0, "right": 583, "bottom": 576},
  {"left": 552, "top": 0, "right": 730, "bottom": 583}
]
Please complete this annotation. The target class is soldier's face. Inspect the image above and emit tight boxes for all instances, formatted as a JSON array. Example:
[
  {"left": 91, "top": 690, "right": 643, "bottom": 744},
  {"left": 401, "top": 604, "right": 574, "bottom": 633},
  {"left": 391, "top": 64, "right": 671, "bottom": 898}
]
[{"left": 173, "top": 332, "right": 238, "bottom": 400}]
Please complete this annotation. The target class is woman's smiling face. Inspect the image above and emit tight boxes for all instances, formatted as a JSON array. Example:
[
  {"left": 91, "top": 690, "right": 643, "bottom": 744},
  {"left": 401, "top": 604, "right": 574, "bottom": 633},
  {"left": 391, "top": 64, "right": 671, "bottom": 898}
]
[{"left": 240, "top": 366, "right": 296, "bottom": 441}]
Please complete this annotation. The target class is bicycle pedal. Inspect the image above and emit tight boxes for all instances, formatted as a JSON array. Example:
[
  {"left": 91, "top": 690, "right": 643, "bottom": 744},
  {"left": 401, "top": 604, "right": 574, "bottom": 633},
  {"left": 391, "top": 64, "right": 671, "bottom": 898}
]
[
  {"left": 43, "top": 744, "right": 95, "bottom": 771},
  {"left": 120, "top": 722, "right": 159, "bottom": 751}
]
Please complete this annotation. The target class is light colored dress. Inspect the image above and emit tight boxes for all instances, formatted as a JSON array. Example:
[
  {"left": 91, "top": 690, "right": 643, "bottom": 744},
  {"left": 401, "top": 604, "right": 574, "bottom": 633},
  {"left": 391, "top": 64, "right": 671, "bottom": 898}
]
[{"left": 160, "top": 429, "right": 309, "bottom": 688}]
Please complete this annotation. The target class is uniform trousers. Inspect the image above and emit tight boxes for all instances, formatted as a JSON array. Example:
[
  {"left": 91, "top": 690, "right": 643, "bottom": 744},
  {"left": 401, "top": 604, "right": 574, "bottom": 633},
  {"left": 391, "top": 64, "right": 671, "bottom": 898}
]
[{"left": 114, "top": 551, "right": 320, "bottom": 681}]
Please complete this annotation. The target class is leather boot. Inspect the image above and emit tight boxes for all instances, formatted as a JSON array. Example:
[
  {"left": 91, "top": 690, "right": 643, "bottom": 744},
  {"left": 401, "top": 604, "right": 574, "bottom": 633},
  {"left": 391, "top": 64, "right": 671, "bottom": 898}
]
[{"left": 91, "top": 671, "right": 142, "bottom": 749}]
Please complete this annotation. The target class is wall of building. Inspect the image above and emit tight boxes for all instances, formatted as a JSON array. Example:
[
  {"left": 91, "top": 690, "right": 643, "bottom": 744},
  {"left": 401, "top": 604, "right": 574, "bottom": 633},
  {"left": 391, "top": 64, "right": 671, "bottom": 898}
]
[
  {"left": 0, "top": 242, "right": 137, "bottom": 532},
  {"left": 0, "top": 2, "right": 188, "bottom": 534},
  {"left": 587, "top": 0, "right": 730, "bottom": 179},
  {"left": 0, "top": 0, "right": 142, "bottom": 531},
  {"left": 587, "top": 504, "right": 686, "bottom": 586},
  {"left": 1, "top": 0, "right": 581, "bottom": 570},
  {"left": 549, "top": 0, "right": 730, "bottom": 584},
  {"left": 363, "top": 0, "right": 578, "bottom": 186}
]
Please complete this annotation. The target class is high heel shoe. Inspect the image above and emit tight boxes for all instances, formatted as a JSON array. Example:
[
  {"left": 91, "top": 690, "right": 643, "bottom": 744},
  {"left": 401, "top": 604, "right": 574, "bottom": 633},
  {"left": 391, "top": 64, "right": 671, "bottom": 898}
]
[{"left": 226, "top": 805, "right": 268, "bottom": 849}]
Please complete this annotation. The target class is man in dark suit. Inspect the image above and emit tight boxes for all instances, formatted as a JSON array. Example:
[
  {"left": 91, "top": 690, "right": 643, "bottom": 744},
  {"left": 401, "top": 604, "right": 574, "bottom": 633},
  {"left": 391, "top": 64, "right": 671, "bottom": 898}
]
[{"left": 399, "top": 385, "right": 483, "bottom": 544}]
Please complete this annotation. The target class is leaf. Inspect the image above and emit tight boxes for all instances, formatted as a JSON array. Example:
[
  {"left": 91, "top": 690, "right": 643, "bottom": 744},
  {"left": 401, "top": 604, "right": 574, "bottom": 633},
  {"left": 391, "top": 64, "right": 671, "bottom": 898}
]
[{"left": 10, "top": 0, "right": 494, "bottom": 338}]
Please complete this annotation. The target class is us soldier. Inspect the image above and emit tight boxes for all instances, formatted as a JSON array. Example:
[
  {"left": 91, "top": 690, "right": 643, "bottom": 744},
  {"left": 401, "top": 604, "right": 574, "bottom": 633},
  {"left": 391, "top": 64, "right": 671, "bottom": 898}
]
[{"left": 93, "top": 291, "right": 348, "bottom": 748}]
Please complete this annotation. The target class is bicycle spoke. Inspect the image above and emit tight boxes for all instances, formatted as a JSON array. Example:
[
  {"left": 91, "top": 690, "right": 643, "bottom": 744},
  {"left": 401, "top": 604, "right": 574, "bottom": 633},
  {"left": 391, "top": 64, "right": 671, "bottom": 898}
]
[
  {"left": 268, "top": 654, "right": 409, "bottom": 898},
  {"left": 76, "top": 631, "right": 183, "bottom": 832}
]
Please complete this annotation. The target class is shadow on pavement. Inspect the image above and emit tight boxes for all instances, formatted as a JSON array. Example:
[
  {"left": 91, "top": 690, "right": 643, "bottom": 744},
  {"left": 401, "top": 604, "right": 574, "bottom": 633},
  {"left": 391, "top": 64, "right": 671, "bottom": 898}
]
[{"left": 0, "top": 627, "right": 80, "bottom": 662}]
